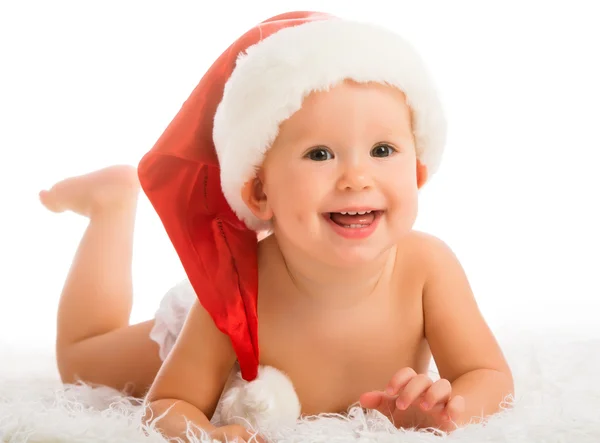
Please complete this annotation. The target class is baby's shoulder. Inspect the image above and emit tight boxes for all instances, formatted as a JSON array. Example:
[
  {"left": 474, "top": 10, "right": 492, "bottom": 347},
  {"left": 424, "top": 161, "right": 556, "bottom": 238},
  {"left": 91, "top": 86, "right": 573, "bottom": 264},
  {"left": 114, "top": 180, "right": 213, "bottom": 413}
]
[
  {"left": 395, "top": 230, "right": 458, "bottom": 275},
  {"left": 397, "top": 229, "right": 450, "bottom": 254}
]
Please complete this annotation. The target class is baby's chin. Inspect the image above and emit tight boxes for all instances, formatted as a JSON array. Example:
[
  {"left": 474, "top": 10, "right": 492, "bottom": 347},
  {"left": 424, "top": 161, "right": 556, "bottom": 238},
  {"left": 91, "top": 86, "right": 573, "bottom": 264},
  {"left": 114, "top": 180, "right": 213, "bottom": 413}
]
[
  {"left": 324, "top": 243, "right": 396, "bottom": 268},
  {"left": 271, "top": 217, "right": 407, "bottom": 265},
  {"left": 296, "top": 232, "right": 395, "bottom": 267}
]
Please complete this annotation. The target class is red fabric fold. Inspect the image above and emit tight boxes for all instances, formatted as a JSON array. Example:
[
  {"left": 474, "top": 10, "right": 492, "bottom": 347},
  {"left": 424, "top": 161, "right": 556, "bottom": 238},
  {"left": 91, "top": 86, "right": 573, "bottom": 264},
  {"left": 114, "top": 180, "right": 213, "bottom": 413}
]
[{"left": 137, "top": 11, "right": 331, "bottom": 381}]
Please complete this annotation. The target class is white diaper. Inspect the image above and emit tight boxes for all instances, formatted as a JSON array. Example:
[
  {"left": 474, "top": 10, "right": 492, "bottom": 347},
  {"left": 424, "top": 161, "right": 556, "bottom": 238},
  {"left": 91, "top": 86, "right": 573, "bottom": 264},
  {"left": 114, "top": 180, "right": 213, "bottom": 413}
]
[{"left": 149, "top": 279, "right": 197, "bottom": 361}]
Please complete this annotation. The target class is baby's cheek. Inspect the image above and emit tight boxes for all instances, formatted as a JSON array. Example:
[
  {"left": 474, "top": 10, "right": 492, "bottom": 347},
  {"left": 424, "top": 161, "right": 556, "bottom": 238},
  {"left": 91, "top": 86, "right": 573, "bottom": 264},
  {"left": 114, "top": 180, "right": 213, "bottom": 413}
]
[
  {"left": 389, "top": 191, "right": 419, "bottom": 230},
  {"left": 271, "top": 197, "right": 307, "bottom": 228},
  {"left": 283, "top": 200, "right": 322, "bottom": 237},
  {"left": 401, "top": 196, "right": 419, "bottom": 228}
]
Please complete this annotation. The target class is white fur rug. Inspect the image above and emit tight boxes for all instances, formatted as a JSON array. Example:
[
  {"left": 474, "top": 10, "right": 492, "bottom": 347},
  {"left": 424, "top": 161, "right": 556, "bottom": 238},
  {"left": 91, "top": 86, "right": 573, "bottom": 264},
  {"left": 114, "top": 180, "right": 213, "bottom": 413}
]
[{"left": 1, "top": 330, "right": 599, "bottom": 442}]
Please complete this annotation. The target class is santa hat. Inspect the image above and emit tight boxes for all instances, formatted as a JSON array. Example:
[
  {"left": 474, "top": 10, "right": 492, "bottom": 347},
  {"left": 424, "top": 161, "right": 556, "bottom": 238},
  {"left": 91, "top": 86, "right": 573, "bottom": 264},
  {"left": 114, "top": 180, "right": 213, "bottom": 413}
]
[{"left": 138, "top": 11, "right": 446, "bottom": 383}]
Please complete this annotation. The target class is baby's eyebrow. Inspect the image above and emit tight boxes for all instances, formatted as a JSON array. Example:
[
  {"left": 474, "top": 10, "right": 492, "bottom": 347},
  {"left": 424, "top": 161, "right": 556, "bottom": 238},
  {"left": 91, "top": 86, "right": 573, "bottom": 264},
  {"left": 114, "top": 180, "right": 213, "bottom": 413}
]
[{"left": 362, "top": 125, "right": 413, "bottom": 145}]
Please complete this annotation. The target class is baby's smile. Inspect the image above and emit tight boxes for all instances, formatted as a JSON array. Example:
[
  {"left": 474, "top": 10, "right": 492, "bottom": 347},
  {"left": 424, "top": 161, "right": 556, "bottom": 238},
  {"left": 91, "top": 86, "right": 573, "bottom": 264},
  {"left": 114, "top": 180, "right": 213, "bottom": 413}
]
[{"left": 323, "top": 209, "right": 384, "bottom": 239}]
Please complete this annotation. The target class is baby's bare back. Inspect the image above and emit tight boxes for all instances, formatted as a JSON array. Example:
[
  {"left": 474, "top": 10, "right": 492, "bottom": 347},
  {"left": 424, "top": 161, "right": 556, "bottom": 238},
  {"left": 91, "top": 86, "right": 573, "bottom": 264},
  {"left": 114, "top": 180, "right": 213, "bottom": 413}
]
[{"left": 256, "top": 233, "right": 432, "bottom": 415}]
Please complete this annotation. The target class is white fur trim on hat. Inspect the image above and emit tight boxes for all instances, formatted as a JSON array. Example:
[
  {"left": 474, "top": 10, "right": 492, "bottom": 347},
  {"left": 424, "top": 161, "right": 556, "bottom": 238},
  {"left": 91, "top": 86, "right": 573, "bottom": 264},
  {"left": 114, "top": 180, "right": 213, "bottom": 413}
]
[{"left": 213, "top": 18, "right": 446, "bottom": 231}]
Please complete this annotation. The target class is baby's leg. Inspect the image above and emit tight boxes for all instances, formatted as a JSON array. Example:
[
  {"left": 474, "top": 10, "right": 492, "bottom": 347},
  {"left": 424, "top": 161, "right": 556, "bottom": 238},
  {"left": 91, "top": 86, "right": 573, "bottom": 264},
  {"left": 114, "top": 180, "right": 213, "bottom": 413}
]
[{"left": 40, "top": 165, "right": 163, "bottom": 398}]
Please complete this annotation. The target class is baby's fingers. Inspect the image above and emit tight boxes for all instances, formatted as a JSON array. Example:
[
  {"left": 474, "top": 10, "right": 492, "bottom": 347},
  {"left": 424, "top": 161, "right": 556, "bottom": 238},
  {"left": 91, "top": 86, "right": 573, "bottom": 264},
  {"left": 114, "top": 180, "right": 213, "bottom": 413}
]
[
  {"left": 395, "top": 374, "right": 433, "bottom": 410},
  {"left": 359, "top": 391, "right": 385, "bottom": 409},
  {"left": 386, "top": 367, "right": 418, "bottom": 396},
  {"left": 420, "top": 379, "right": 452, "bottom": 411},
  {"left": 360, "top": 391, "right": 400, "bottom": 421}
]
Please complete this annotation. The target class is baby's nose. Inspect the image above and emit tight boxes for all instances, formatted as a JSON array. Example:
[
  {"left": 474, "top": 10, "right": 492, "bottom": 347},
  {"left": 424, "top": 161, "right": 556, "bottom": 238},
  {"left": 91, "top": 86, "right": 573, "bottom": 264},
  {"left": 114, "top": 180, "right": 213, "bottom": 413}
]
[{"left": 336, "top": 164, "right": 374, "bottom": 191}]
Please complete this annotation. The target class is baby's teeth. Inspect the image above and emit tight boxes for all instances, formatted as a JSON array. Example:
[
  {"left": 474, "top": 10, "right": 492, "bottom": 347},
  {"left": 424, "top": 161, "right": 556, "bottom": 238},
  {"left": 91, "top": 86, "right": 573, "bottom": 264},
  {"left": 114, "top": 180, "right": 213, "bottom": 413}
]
[{"left": 339, "top": 210, "right": 373, "bottom": 215}]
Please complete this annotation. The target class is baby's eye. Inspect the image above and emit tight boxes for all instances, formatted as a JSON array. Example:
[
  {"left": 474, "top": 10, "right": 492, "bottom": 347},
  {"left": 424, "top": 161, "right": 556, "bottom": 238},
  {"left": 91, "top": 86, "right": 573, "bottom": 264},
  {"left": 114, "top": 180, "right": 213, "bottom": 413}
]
[
  {"left": 371, "top": 144, "right": 396, "bottom": 158},
  {"left": 306, "top": 147, "right": 333, "bottom": 161}
]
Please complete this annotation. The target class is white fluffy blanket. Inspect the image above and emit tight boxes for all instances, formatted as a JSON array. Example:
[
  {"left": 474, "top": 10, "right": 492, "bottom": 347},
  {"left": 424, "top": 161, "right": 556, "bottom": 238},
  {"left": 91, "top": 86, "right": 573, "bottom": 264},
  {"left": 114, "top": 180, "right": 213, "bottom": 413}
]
[{"left": 1, "top": 330, "right": 599, "bottom": 442}]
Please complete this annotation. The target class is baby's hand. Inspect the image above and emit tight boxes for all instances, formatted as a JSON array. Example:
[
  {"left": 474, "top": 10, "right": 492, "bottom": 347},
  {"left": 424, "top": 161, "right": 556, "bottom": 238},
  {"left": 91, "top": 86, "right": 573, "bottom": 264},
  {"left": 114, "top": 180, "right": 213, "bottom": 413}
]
[{"left": 359, "top": 367, "right": 465, "bottom": 431}]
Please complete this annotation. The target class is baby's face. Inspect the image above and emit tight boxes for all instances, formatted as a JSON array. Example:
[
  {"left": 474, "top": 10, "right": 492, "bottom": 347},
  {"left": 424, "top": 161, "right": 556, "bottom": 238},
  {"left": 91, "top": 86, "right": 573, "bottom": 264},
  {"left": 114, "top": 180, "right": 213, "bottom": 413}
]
[{"left": 257, "top": 81, "right": 424, "bottom": 265}]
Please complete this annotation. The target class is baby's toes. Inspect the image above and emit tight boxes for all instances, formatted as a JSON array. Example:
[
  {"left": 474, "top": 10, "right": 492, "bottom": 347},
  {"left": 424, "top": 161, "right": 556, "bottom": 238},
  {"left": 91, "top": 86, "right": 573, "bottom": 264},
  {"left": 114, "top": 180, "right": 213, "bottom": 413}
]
[{"left": 39, "top": 189, "right": 64, "bottom": 213}]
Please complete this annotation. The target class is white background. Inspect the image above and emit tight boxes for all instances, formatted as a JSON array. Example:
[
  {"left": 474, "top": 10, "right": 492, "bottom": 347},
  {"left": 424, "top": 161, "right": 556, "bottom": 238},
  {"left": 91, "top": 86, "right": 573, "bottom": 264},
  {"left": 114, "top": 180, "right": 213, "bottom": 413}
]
[{"left": 1, "top": 1, "right": 599, "bottom": 355}]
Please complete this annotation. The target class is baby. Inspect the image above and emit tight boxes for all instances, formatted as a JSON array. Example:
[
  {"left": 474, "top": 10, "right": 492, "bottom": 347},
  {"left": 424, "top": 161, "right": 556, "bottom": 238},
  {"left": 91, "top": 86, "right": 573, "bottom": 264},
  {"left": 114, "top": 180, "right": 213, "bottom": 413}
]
[{"left": 40, "top": 11, "right": 513, "bottom": 443}]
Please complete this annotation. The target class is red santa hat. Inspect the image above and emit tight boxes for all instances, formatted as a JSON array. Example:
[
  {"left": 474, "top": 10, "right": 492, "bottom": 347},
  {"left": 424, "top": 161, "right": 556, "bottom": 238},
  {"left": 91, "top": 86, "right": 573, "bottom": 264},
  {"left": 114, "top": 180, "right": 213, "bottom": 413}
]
[{"left": 138, "top": 11, "right": 446, "bottom": 382}]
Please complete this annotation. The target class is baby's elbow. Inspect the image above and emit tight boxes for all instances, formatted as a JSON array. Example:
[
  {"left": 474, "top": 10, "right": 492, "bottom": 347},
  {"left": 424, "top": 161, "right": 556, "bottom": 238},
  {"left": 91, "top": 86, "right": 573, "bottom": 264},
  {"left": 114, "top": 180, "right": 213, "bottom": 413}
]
[
  {"left": 504, "top": 370, "right": 516, "bottom": 401},
  {"left": 141, "top": 396, "right": 216, "bottom": 441},
  {"left": 491, "top": 368, "right": 515, "bottom": 411},
  {"left": 142, "top": 397, "right": 177, "bottom": 422},
  {"left": 141, "top": 398, "right": 182, "bottom": 439}
]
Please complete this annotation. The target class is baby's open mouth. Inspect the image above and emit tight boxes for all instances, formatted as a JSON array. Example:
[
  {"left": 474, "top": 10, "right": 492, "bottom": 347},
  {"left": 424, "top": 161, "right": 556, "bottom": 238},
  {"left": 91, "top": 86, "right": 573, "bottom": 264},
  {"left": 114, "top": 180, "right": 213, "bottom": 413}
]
[{"left": 328, "top": 210, "right": 382, "bottom": 228}]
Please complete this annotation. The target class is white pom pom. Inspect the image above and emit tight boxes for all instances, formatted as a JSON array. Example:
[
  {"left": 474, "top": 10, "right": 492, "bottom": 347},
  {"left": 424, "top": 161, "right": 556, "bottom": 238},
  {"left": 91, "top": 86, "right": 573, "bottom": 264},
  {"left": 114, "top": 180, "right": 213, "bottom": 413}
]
[{"left": 218, "top": 365, "right": 301, "bottom": 432}]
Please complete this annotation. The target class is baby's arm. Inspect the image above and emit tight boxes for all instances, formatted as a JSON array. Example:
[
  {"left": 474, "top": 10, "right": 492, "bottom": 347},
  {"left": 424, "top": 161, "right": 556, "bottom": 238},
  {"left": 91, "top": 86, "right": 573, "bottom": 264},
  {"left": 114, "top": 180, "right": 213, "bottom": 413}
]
[
  {"left": 143, "top": 299, "right": 253, "bottom": 441},
  {"left": 422, "top": 235, "right": 514, "bottom": 426}
]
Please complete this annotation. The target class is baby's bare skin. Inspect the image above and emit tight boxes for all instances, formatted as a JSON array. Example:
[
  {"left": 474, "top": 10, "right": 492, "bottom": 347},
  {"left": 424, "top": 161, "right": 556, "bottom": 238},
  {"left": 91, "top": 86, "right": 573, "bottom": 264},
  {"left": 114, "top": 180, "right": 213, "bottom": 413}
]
[
  {"left": 145, "top": 82, "right": 512, "bottom": 440},
  {"left": 255, "top": 233, "right": 431, "bottom": 415},
  {"left": 44, "top": 81, "right": 513, "bottom": 442},
  {"left": 42, "top": 164, "right": 511, "bottom": 442},
  {"left": 40, "top": 165, "right": 140, "bottom": 217},
  {"left": 41, "top": 166, "right": 164, "bottom": 398}
]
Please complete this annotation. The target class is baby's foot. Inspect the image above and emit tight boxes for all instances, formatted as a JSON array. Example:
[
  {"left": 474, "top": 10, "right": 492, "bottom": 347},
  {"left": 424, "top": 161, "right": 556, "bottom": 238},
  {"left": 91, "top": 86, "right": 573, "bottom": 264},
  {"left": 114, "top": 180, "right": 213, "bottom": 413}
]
[{"left": 39, "top": 165, "right": 140, "bottom": 217}]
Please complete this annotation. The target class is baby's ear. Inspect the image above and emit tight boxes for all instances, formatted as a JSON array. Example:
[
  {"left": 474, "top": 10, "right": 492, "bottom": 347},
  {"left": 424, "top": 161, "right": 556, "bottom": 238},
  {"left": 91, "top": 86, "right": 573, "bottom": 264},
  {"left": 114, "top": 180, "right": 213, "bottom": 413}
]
[
  {"left": 241, "top": 173, "right": 273, "bottom": 222},
  {"left": 416, "top": 160, "right": 428, "bottom": 189}
]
